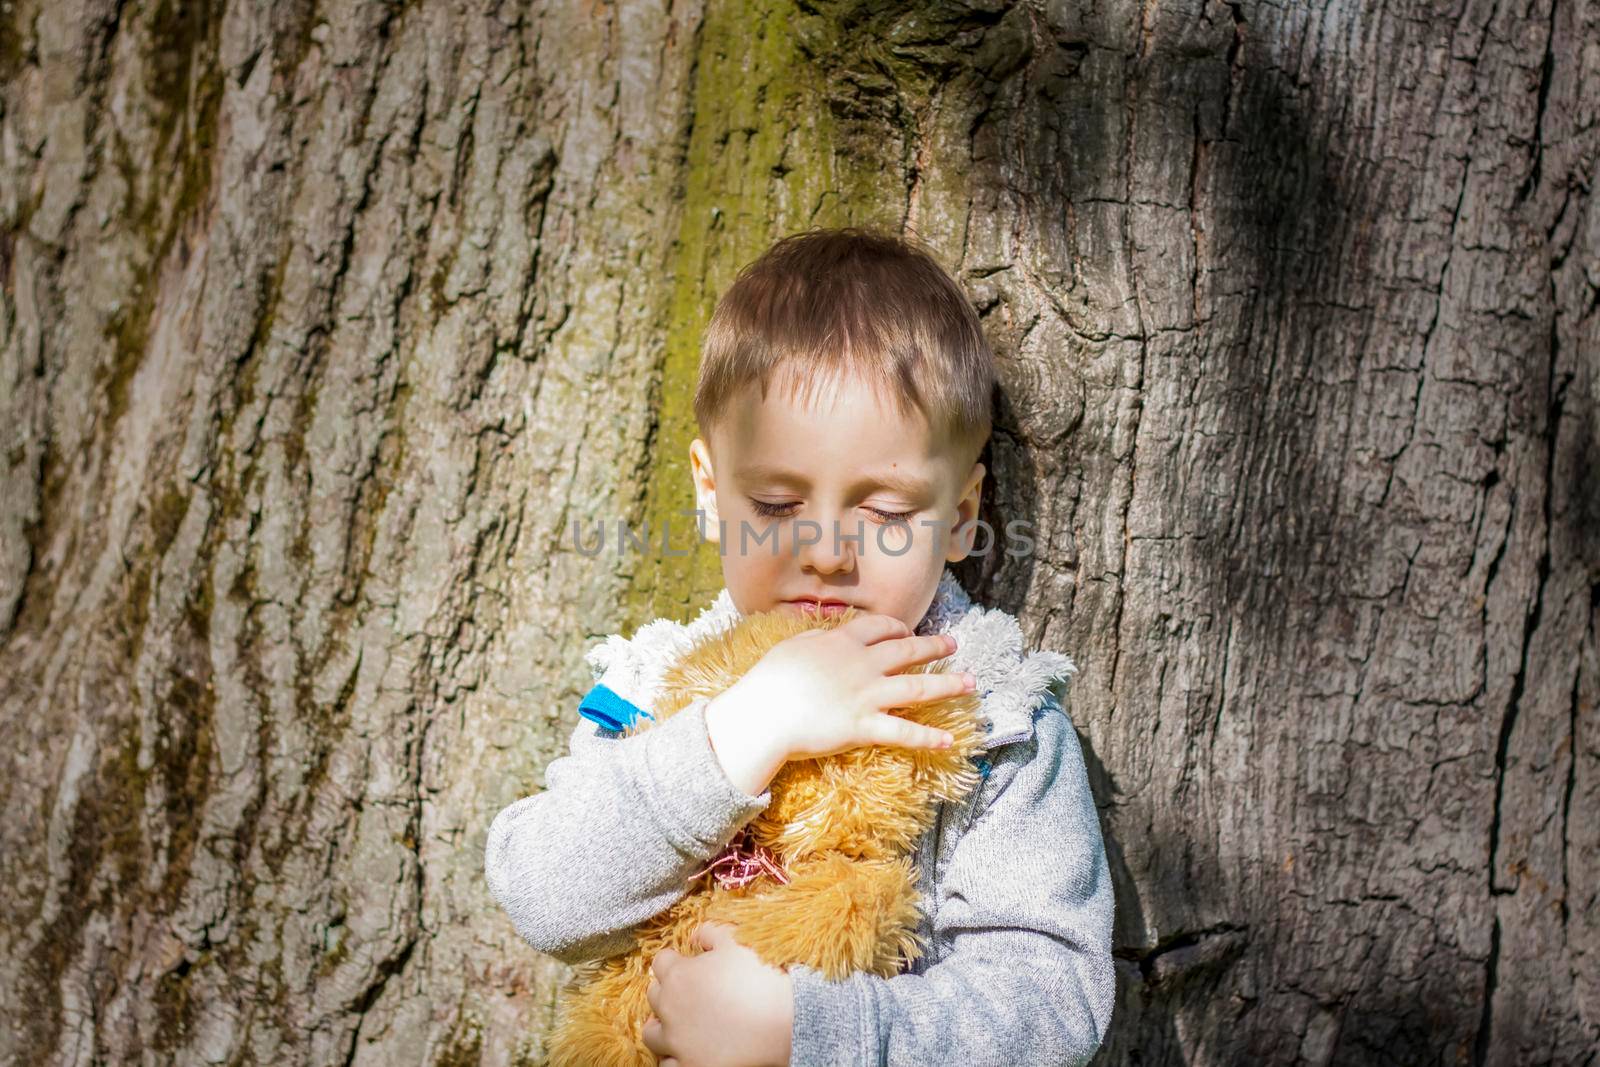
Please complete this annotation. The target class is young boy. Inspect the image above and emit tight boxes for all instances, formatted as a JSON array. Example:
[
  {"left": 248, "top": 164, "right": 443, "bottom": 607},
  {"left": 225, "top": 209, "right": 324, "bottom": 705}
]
[{"left": 485, "top": 228, "right": 1114, "bottom": 1066}]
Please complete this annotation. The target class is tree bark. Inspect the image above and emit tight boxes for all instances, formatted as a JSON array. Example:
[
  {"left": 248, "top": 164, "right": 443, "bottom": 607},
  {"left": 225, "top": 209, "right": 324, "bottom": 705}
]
[{"left": 0, "top": 0, "right": 1593, "bottom": 1064}]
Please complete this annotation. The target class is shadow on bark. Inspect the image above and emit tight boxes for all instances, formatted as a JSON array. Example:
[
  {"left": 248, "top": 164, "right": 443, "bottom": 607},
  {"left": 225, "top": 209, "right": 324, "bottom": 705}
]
[{"left": 979, "top": 13, "right": 1402, "bottom": 1063}]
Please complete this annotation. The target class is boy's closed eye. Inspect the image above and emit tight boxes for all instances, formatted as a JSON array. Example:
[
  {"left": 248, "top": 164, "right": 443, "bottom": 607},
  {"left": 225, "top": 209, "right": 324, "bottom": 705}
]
[{"left": 747, "top": 497, "right": 917, "bottom": 523}]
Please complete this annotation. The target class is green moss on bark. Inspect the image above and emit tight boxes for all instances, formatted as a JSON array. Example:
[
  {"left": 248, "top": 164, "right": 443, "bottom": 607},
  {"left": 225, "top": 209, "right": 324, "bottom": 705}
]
[
  {"left": 632, "top": 0, "right": 917, "bottom": 631},
  {"left": 98, "top": 0, "right": 226, "bottom": 439},
  {"left": 0, "top": 0, "right": 34, "bottom": 85},
  {"left": 149, "top": 483, "right": 191, "bottom": 558},
  {"left": 435, "top": 1015, "right": 485, "bottom": 1067}
]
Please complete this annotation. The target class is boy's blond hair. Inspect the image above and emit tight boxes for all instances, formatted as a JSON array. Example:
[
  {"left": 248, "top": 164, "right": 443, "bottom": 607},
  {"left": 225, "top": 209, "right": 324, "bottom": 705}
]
[{"left": 693, "top": 227, "right": 996, "bottom": 470}]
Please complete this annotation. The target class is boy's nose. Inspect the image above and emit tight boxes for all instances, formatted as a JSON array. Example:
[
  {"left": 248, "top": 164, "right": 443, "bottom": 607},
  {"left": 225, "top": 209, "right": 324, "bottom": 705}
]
[
  {"left": 794, "top": 518, "right": 858, "bottom": 574},
  {"left": 802, "top": 549, "right": 854, "bottom": 576}
]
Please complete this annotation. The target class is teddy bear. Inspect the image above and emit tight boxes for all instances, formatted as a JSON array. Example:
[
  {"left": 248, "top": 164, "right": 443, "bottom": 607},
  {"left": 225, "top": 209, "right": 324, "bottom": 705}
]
[{"left": 543, "top": 603, "right": 988, "bottom": 1067}]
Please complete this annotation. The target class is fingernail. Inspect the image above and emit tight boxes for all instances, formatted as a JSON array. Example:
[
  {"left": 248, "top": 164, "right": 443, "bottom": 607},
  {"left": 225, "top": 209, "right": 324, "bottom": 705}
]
[
  {"left": 963, "top": 672, "right": 976, "bottom": 689},
  {"left": 943, "top": 733, "right": 955, "bottom": 746}
]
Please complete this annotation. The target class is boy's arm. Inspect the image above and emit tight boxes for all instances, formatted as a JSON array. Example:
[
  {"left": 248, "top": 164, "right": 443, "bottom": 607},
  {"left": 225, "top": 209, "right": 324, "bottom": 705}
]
[
  {"left": 783, "top": 693, "right": 1115, "bottom": 1067},
  {"left": 485, "top": 695, "right": 772, "bottom": 966}
]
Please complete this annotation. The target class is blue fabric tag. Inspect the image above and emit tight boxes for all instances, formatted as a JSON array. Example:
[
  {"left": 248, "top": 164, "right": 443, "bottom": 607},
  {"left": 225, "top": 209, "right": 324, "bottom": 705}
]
[{"left": 577, "top": 682, "right": 655, "bottom": 732}]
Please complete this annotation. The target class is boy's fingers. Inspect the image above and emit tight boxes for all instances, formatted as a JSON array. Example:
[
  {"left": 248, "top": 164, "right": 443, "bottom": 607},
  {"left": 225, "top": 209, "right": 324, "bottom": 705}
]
[
  {"left": 840, "top": 613, "right": 911, "bottom": 646},
  {"left": 641, "top": 1016, "right": 666, "bottom": 1056},
  {"left": 872, "top": 669, "right": 975, "bottom": 708},
  {"left": 694, "top": 921, "right": 732, "bottom": 951},
  {"left": 865, "top": 710, "right": 955, "bottom": 750},
  {"left": 870, "top": 634, "right": 957, "bottom": 674}
]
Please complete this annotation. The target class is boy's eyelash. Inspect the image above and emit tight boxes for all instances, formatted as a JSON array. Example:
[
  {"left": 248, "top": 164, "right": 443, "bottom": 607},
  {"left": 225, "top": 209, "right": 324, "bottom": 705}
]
[{"left": 747, "top": 498, "right": 914, "bottom": 522}]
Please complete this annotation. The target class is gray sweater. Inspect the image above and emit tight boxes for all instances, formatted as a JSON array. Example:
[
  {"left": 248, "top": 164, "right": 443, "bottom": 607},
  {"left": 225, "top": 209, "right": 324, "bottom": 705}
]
[{"left": 484, "top": 568, "right": 1115, "bottom": 1066}]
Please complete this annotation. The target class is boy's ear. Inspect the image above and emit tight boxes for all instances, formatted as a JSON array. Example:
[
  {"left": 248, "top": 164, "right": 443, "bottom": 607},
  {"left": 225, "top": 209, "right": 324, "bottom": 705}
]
[
  {"left": 688, "top": 437, "right": 723, "bottom": 544},
  {"left": 945, "top": 461, "right": 986, "bottom": 563}
]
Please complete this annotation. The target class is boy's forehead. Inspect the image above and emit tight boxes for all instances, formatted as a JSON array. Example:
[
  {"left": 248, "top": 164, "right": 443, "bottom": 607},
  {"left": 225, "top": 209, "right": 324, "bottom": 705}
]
[
  {"left": 726, "top": 370, "right": 927, "bottom": 434},
  {"left": 706, "top": 377, "right": 969, "bottom": 484}
]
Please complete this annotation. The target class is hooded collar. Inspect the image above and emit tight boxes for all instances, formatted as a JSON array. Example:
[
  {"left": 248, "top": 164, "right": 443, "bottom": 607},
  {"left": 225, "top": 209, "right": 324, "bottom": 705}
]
[{"left": 583, "top": 567, "right": 1076, "bottom": 747}]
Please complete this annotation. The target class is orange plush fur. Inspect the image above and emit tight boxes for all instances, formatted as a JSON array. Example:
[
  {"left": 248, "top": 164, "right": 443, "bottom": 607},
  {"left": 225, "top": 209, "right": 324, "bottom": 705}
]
[{"left": 544, "top": 605, "right": 988, "bottom": 1067}]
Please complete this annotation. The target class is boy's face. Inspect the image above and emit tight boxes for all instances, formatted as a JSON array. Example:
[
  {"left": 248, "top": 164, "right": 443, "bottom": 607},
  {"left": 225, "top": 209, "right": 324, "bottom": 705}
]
[{"left": 689, "top": 370, "right": 985, "bottom": 632}]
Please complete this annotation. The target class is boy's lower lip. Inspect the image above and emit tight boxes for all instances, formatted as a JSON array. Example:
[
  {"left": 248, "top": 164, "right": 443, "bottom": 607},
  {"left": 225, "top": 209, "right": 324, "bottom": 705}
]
[{"left": 786, "top": 600, "right": 849, "bottom": 616}]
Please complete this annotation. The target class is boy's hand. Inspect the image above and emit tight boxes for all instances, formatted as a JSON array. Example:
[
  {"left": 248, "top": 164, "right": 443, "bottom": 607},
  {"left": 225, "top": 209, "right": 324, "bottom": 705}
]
[
  {"left": 641, "top": 921, "right": 793, "bottom": 1067},
  {"left": 704, "top": 613, "right": 974, "bottom": 797}
]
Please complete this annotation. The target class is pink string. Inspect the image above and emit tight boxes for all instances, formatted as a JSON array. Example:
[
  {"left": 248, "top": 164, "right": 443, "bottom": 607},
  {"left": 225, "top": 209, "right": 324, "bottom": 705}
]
[{"left": 689, "top": 826, "right": 790, "bottom": 890}]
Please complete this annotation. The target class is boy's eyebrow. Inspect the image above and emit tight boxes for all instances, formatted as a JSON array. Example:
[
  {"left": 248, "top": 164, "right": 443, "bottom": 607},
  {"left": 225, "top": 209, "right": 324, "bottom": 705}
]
[{"left": 735, "top": 464, "right": 936, "bottom": 498}]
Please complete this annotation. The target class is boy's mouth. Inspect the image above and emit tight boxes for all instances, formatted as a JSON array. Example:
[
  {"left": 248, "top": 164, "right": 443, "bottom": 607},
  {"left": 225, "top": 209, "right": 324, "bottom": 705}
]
[{"left": 783, "top": 597, "right": 852, "bottom": 617}]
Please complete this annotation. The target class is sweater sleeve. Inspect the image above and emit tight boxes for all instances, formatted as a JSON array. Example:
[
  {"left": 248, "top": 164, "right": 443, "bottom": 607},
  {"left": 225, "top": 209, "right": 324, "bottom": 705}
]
[
  {"left": 784, "top": 694, "right": 1115, "bottom": 1067},
  {"left": 485, "top": 695, "right": 773, "bottom": 966}
]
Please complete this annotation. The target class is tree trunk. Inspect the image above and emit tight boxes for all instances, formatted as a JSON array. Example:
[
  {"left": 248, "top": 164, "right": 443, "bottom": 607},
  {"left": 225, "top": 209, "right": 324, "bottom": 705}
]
[{"left": 0, "top": 0, "right": 1593, "bottom": 1063}]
